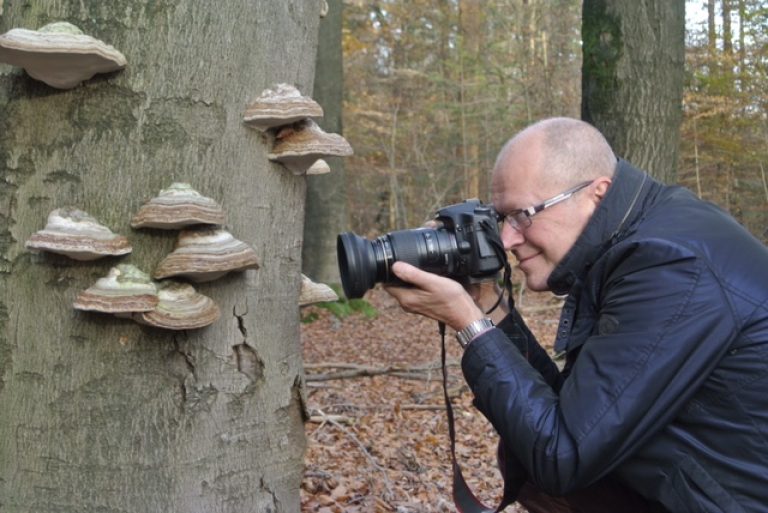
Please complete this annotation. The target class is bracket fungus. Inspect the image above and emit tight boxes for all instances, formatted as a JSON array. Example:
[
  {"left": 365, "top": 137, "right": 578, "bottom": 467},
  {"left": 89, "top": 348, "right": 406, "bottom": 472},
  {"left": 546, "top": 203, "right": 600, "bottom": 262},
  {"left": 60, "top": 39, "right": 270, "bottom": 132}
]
[
  {"left": 153, "top": 228, "right": 259, "bottom": 282},
  {"left": 243, "top": 83, "right": 323, "bottom": 131},
  {"left": 25, "top": 208, "right": 132, "bottom": 260},
  {"left": 73, "top": 264, "right": 158, "bottom": 314},
  {"left": 135, "top": 280, "right": 220, "bottom": 330},
  {"left": 0, "top": 21, "right": 127, "bottom": 89},
  {"left": 268, "top": 120, "right": 353, "bottom": 175},
  {"left": 131, "top": 183, "right": 226, "bottom": 229},
  {"left": 299, "top": 274, "right": 339, "bottom": 306}
]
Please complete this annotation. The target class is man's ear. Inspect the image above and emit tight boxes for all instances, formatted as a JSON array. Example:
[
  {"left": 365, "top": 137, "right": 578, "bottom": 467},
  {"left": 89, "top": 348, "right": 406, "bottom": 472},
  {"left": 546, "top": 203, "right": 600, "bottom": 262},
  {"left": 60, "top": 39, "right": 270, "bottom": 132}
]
[{"left": 593, "top": 177, "right": 612, "bottom": 203}]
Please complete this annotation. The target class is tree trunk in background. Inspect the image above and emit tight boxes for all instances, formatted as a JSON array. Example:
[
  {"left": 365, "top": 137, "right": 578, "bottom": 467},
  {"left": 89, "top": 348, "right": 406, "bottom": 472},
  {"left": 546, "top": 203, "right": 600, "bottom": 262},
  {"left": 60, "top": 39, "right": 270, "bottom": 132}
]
[
  {"left": 722, "top": 0, "right": 733, "bottom": 55},
  {"left": 581, "top": 0, "right": 685, "bottom": 183},
  {"left": 459, "top": 0, "right": 485, "bottom": 200},
  {"left": 303, "top": 0, "right": 346, "bottom": 284},
  {"left": 708, "top": 0, "right": 717, "bottom": 56},
  {"left": 0, "top": 2, "right": 320, "bottom": 511}
]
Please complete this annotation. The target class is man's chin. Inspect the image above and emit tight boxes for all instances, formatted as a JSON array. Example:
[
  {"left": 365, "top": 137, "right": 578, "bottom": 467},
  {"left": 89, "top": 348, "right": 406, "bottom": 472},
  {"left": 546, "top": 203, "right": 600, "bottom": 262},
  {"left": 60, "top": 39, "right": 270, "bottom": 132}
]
[{"left": 521, "top": 272, "right": 551, "bottom": 292}]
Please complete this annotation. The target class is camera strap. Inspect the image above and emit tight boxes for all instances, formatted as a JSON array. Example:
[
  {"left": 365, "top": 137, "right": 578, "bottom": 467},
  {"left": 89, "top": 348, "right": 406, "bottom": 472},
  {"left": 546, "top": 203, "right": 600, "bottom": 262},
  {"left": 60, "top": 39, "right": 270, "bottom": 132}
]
[
  {"left": 438, "top": 220, "right": 528, "bottom": 513},
  {"left": 439, "top": 222, "right": 519, "bottom": 512},
  {"left": 439, "top": 320, "right": 515, "bottom": 513}
]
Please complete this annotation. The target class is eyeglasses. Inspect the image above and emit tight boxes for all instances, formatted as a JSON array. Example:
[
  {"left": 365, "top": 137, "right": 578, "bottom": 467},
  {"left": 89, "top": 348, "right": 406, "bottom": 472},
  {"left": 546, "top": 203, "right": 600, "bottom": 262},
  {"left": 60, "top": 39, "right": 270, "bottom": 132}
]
[{"left": 500, "top": 180, "right": 593, "bottom": 232}]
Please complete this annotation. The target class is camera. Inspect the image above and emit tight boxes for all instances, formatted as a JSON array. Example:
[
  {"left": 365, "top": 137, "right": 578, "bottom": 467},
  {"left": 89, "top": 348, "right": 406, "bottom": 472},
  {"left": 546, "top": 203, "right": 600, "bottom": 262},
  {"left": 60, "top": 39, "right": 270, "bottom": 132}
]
[{"left": 337, "top": 199, "right": 506, "bottom": 299}]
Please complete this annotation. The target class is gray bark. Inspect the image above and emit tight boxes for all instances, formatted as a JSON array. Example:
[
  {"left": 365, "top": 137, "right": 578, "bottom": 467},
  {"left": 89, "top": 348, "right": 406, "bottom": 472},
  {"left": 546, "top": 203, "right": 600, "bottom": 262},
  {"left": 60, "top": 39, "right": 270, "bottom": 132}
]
[
  {"left": 581, "top": 0, "right": 685, "bottom": 183},
  {"left": 302, "top": 0, "right": 346, "bottom": 285},
  {"left": 0, "top": 1, "right": 321, "bottom": 511}
]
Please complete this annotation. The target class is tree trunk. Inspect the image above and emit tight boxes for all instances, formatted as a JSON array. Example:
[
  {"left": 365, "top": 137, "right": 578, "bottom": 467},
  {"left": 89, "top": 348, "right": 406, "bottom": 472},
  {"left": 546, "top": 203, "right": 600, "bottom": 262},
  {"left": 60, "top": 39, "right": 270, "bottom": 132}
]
[
  {"left": 458, "top": 0, "right": 485, "bottom": 200},
  {"left": 722, "top": 0, "right": 733, "bottom": 55},
  {"left": 303, "top": 0, "right": 347, "bottom": 285},
  {"left": 581, "top": 0, "right": 685, "bottom": 183},
  {"left": 0, "top": 1, "right": 320, "bottom": 511},
  {"left": 708, "top": 0, "right": 717, "bottom": 56}
]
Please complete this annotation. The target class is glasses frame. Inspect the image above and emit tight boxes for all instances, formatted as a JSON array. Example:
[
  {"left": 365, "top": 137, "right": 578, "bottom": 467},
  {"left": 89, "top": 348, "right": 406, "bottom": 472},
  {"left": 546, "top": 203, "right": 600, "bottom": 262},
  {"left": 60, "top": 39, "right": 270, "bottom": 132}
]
[{"left": 500, "top": 180, "right": 593, "bottom": 232}]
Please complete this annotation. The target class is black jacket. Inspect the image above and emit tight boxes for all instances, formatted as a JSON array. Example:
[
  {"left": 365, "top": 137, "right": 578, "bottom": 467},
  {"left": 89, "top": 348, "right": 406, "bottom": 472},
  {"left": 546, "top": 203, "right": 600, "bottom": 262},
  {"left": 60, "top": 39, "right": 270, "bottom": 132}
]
[{"left": 462, "top": 161, "right": 768, "bottom": 512}]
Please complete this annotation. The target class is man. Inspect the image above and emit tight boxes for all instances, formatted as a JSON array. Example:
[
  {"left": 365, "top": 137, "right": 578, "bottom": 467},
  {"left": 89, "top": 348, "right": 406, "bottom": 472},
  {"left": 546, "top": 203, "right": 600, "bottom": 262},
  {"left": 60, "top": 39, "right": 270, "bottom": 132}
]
[{"left": 385, "top": 117, "right": 768, "bottom": 512}]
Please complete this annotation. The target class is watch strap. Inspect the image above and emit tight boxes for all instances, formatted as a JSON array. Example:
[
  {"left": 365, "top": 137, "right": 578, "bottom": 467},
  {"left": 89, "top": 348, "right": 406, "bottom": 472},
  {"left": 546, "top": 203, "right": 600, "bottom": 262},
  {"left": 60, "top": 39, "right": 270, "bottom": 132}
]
[{"left": 455, "top": 318, "right": 494, "bottom": 348}]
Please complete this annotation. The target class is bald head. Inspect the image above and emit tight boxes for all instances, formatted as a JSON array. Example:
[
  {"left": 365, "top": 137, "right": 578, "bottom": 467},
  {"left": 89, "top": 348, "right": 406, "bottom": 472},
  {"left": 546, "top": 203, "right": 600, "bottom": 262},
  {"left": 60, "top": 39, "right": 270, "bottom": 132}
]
[{"left": 494, "top": 117, "right": 616, "bottom": 189}]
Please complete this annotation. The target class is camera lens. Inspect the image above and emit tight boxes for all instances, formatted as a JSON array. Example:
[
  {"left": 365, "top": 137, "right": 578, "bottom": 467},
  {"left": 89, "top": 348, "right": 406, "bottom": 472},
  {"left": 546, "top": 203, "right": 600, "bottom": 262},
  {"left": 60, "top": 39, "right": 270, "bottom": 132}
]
[
  {"left": 337, "top": 232, "right": 379, "bottom": 299},
  {"left": 337, "top": 229, "right": 458, "bottom": 299}
]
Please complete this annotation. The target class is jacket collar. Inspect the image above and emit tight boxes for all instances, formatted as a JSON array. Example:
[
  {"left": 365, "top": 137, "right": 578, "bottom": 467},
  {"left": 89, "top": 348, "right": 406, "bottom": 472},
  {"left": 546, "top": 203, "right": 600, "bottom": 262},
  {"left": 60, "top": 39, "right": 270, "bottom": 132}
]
[{"left": 546, "top": 160, "right": 658, "bottom": 295}]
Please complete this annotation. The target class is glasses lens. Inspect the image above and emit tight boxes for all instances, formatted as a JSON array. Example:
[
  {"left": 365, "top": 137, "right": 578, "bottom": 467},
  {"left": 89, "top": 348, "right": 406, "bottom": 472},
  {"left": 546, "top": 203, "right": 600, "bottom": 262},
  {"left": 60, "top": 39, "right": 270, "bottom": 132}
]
[
  {"left": 514, "top": 212, "right": 531, "bottom": 231},
  {"left": 503, "top": 212, "right": 530, "bottom": 232}
]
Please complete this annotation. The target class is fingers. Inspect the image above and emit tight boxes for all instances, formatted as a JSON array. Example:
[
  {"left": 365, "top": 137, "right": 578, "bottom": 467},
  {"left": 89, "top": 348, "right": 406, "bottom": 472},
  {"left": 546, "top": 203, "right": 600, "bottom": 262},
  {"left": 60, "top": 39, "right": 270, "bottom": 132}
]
[{"left": 384, "top": 262, "right": 485, "bottom": 331}]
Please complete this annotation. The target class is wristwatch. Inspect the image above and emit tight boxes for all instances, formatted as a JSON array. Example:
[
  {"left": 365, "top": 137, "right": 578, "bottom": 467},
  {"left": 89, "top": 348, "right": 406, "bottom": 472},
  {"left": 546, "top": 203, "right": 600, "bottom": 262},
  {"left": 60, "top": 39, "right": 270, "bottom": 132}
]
[{"left": 455, "top": 318, "right": 494, "bottom": 349}]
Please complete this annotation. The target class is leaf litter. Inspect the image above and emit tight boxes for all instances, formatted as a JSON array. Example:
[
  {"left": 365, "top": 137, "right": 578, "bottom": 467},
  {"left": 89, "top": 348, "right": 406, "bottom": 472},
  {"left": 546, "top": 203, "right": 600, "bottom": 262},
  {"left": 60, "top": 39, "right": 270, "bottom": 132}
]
[{"left": 301, "top": 285, "right": 561, "bottom": 513}]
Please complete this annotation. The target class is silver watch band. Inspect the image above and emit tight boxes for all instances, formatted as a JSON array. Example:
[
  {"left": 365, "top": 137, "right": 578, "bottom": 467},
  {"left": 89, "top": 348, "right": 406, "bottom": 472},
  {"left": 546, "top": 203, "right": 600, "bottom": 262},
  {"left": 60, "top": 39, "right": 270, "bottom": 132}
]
[{"left": 455, "top": 318, "right": 494, "bottom": 348}]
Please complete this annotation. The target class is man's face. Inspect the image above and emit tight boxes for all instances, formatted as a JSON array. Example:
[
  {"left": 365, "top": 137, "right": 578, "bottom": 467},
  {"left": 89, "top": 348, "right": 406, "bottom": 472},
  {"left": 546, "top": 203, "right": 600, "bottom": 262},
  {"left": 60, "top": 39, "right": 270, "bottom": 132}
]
[{"left": 491, "top": 148, "right": 598, "bottom": 292}]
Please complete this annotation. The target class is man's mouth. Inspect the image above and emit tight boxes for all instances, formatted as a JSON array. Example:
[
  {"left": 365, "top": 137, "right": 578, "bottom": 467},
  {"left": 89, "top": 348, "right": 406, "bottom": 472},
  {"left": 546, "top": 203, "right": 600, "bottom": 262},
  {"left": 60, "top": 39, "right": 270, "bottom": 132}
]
[{"left": 516, "top": 252, "right": 540, "bottom": 265}]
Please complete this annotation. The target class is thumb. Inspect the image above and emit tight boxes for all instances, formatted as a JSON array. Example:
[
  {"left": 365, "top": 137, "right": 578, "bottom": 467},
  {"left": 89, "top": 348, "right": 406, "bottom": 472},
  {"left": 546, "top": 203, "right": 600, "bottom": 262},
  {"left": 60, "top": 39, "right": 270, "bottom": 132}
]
[{"left": 391, "top": 261, "right": 422, "bottom": 284}]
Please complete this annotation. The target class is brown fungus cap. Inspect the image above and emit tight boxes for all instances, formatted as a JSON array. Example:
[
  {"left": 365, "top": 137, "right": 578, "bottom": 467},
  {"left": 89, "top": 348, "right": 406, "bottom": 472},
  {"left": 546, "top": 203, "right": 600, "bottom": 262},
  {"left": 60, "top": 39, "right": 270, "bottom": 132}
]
[
  {"left": 299, "top": 274, "right": 339, "bottom": 306},
  {"left": 73, "top": 264, "right": 158, "bottom": 314},
  {"left": 153, "top": 228, "right": 259, "bottom": 282},
  {"left": 268, "top": 120, "right": 353, "bottom": 175},
  {"left": 131, "top": 183, "right": 226, "bottom": 229},
  {"left": 135, "top": 280, "right": 220, "bottom": 330},
  {"left": 25, "top": 208, "right": 132, "bottom": 261},
  {"left": 0, "top": 21, "right": 126, "bottom": 89},
  {"left": 243, "top": 83, "right": 323, "bottom": 131}
]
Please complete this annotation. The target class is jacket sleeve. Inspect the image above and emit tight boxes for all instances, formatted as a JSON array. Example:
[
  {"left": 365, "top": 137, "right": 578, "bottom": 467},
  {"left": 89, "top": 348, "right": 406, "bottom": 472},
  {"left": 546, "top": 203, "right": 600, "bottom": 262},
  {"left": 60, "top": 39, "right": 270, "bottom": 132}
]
[
  {"left": 461, "top": 241, "right": 737, "bottom": 494},
  {"left": 495, "top": 309, "right": 564, "bottom": 391}
]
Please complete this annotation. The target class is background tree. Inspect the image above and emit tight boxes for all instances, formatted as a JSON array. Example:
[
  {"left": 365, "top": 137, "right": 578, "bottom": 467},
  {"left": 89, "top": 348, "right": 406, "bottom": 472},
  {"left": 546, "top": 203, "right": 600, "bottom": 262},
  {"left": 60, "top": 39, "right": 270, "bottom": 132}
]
[
  {"left": 303, "top": 0, "right": 347, "bottom": 284},
  {"left": 0, "top": 1, "right": 322, "bottom": 511},
  {"left": 582, "top": 0, "right": 686, "bottom": 183}
]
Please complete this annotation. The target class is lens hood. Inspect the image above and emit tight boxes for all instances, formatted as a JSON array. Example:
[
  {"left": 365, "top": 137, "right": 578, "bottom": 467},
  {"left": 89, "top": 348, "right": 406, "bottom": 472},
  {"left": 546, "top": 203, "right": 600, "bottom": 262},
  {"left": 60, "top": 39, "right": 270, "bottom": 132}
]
[{"left": 337, "top": 232, "right": 377, "bottom": 299}]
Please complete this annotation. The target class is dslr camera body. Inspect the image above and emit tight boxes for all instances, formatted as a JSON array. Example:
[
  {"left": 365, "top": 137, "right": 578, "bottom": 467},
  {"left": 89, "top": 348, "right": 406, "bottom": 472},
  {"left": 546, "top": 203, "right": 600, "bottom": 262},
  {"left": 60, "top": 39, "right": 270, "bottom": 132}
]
[{"left": 337, "top": 199, "right": 505, "bottom": 298}]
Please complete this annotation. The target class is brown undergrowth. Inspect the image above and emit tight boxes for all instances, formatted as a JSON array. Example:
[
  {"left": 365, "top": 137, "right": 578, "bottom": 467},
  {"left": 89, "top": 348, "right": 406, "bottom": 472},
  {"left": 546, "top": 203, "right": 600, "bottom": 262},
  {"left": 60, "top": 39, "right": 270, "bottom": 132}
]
[{"left": 300, "top": 285, "right": 561, "bottom": 513}]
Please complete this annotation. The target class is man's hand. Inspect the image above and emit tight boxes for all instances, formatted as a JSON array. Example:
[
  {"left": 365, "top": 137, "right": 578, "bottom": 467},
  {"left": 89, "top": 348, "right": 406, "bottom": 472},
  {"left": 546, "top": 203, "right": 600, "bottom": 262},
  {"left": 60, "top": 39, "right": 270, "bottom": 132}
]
[{"left": 383, "top": 261, "right": 485, "bottom": 332}]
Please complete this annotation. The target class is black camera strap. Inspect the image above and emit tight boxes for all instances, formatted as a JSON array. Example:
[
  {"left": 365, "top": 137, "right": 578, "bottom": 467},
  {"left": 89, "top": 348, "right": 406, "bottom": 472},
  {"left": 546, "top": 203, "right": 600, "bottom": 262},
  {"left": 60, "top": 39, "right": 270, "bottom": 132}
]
[
  {"left": 439, "top": 321, "right": 515, "bottom": 513},
  {"left": 439, "top": 220, "right": 518, "bottom": 512}
]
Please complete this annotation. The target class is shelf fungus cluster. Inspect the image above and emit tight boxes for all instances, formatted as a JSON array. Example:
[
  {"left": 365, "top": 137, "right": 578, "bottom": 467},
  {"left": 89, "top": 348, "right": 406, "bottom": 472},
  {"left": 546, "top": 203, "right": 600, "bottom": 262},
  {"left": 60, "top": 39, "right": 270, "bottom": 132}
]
[
  {"left": 74, "top": 265, "right": 220, "bottom": 330},
  {"left": 26, "top": 183, "right": 257, "bottom": 331},
  {"left": 0, "top": 21, "right": 126, "bottom": 89},
  {"left": 243, "top": 84, "right": 353, "bottom": 175}
]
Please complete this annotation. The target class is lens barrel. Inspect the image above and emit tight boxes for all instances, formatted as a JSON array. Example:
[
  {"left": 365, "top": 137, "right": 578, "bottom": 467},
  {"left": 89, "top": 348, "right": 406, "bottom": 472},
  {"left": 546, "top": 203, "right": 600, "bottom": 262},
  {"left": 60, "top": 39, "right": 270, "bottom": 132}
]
[{"left": 337, "top": 229, "right": 458, "bottom": 298}]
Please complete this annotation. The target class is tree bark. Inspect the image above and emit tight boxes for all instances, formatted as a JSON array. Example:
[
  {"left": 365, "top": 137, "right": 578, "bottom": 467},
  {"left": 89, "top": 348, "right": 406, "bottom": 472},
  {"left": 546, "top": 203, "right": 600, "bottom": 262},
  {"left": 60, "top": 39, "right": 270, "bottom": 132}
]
[
  {"left": 581, "top": 0, "right": 685, "bottom": 183},
  {"left": 0, "top": 1, "right": 320, "bottom": 511},
  {"left": 303, "top": 0, "right": 347, "bottom": 284}
]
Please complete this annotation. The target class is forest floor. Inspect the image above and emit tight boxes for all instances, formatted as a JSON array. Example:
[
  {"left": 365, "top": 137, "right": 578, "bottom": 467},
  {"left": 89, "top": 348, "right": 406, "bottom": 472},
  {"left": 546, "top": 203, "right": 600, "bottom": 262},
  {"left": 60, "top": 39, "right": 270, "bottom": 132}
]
[{"left": 299, "top": 281, "right": 563, "bottom": 513}]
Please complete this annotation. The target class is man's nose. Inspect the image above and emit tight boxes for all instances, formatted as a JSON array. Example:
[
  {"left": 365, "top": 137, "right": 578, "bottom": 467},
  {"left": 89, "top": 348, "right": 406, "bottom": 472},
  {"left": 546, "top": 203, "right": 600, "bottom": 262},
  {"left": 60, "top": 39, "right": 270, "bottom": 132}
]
[{"left": 500, "top": 222, "right": 525, "bottom": 250}]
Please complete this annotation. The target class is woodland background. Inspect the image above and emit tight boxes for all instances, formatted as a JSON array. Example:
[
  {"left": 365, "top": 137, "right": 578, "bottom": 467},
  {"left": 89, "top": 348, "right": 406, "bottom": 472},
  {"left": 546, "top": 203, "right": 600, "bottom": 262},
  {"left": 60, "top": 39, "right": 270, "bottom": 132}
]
[
  {"left": 333, "top": 0, "right": 767, "bottom": 244},
  {"left": 301, "top": 1, "right": 767, "bottom": 512}
]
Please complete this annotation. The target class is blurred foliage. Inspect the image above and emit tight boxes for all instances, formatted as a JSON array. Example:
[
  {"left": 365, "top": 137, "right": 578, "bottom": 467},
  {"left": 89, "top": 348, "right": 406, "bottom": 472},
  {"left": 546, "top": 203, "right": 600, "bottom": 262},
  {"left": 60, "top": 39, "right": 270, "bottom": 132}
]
[
  {"left": 341, "top": 0, "right": 767, "bottom": 244},
  {"left": 342, "top": 0, "right": 582, "bottom": 235},
  {"left": 681, "top": 0, "right": 768, "bottom": 242}
]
